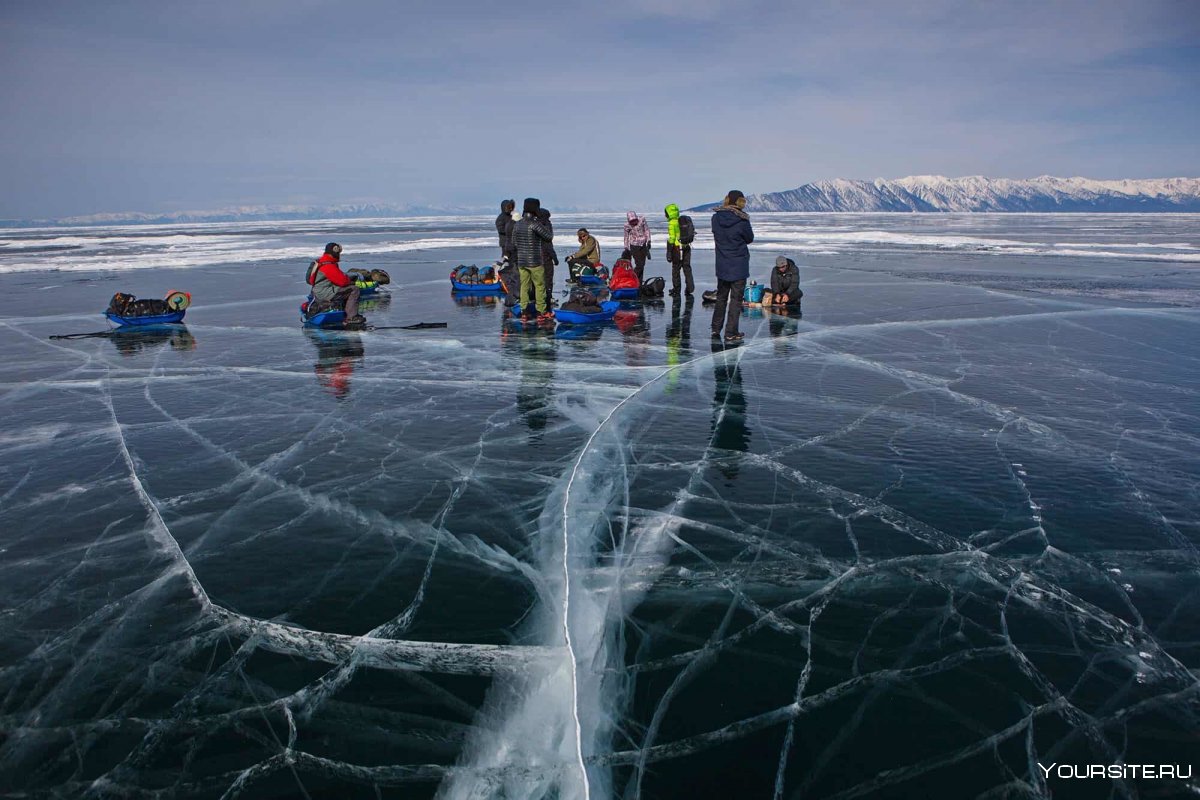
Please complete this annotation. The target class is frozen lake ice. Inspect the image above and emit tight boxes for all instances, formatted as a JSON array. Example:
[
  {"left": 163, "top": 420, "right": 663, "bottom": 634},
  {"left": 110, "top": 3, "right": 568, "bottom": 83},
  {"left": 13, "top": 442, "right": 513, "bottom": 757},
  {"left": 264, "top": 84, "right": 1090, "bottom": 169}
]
[{"left": 1, "top": 213, "right": 1198, "bottom": 798}]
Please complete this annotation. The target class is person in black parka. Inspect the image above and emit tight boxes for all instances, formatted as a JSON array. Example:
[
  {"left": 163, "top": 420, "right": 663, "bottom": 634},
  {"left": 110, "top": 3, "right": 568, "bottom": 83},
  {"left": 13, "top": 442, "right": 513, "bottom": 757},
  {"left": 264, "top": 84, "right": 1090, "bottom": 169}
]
[
  {"left": 536, "top": 207, "right": 558, "bottom": 309},
  {"left": 710, "top": 189, "right": 754, "bottom": 342},
  {"left": 769, "top": 255, "right": 802, "bottom": 306}
]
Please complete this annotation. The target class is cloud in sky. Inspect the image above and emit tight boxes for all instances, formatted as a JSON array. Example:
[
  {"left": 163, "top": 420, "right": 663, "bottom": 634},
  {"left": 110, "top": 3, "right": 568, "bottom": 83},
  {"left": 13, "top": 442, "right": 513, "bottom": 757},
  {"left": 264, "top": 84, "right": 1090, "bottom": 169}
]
[{"left": 0, "top": 0, "right": 1196, "bottom": 217}]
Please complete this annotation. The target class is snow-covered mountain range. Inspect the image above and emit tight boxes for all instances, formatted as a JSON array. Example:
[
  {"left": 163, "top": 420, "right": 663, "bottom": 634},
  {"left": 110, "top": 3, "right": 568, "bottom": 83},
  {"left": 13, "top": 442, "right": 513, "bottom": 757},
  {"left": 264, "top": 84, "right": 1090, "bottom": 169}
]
[{"left": 692, "top": 176, "right": 1200, "bottom": 213}]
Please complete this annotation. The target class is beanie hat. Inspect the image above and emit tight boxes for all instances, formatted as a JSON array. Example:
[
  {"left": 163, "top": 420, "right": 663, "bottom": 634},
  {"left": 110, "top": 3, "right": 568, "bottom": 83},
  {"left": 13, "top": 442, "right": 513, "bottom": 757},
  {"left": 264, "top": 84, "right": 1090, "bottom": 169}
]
[
  {"left": 775, "top": 255, "right": 789, "bottom": 268},
  {"left": 522, "top": 197, "right": 541, "bottom": 215},
  {"left": 324, "top": 242, "right": 342, "bottom": 257}
]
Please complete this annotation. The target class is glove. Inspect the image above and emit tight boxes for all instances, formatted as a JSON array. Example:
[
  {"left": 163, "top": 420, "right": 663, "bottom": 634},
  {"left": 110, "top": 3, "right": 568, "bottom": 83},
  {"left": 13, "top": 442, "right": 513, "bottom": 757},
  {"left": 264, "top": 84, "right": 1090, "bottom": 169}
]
[{"left": 647, "top": 249, "right": 652, "bottom": 260}]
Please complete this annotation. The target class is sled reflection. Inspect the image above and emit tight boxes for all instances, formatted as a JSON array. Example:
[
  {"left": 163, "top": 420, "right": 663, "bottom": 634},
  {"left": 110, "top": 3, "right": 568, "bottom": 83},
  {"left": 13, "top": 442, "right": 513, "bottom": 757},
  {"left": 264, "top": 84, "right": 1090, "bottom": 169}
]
[{"left": 109, "top": 325, "right": 197, "bottom": 357}]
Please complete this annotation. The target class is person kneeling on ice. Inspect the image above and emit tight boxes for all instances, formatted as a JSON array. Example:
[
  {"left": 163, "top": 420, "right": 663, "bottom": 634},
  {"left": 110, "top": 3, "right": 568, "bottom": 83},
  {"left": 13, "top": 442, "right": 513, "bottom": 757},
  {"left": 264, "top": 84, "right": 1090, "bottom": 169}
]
[
  {"left": 565, "top": 228, "right": 601, "bottom": 279},
  {"left": 306, "top": 242, "right": 364, "bottom": 325},
  {"left": 768, "top": 255, "right": 803, "bottom": 306}
]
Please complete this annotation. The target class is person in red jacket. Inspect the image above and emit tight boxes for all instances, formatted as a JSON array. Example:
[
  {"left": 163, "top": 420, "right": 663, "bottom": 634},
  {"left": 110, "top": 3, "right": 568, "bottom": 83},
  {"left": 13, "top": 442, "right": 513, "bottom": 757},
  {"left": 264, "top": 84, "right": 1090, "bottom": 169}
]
[{"left": 307, "top": 242, "right": 363, "bottom": 325}]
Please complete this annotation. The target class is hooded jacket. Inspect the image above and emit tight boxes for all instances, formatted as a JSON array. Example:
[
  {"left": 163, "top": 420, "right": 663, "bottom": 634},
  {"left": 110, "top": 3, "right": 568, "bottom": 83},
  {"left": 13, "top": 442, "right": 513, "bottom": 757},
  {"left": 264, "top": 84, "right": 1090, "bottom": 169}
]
[
  {"left": 664, "top": 203, "right": 681, "bottom": 247},
  {"left": 770, "top": 260, "right": 801, "bottom": 299},
  {"left": 537, "top": 210, "right": 557, "bottom": 266},
  {"left": 624, "top": 212, "right": 651, "bottom": 249},
  {"left": 511, "top": 213, "right": 553, "bottom": 267},
  {"left": 710, "top": 205, "right": 755, "bottom": 281},
  {"left": 496, "top": 212, "right": 510, "bottom": 250}
]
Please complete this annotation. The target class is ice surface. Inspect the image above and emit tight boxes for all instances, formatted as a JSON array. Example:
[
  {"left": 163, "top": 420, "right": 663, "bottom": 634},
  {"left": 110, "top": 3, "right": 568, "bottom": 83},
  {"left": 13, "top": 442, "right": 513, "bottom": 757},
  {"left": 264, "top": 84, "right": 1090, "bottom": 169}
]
[{"left": 0, "top": 214, "right": 1198, "bottom": 798}]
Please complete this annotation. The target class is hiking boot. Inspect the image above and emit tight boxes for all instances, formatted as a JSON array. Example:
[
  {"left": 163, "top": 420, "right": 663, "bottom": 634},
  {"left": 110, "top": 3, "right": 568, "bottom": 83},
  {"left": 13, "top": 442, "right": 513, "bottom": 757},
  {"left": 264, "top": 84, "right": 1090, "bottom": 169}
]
[
  {"left": 711, "top": 329, "right": 722, "bottom": 339},
  {"left": 668, "top": 289, "right": 681, "bottom": 297},
  {"left": 345, "top": 315, "right": 366, "bottom": 326},
  {"left": 537, "top": 312, "right": 555, "bottom": 323},
  {"left": 723, "top": 332, "right": 745, "bottom": 344}
]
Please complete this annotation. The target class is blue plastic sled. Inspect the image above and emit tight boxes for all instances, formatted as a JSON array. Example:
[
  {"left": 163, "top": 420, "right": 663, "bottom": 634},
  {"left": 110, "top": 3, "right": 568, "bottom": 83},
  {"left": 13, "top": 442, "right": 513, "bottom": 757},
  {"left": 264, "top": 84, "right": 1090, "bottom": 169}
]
[
  {"left": 105, "top": 310, "right": 186, "bottom": 327},
  {"left": 609, "top": 287, "right": 639, "bottom": 300},
  {"left": 302, "top": 309, "right": 347, "bottom": 328},
  {"left": 554, "top": 300, "right": 620, "bottom": 325},
  {"left": 451, "top": 280, "right": 505, "bottom": 293}
]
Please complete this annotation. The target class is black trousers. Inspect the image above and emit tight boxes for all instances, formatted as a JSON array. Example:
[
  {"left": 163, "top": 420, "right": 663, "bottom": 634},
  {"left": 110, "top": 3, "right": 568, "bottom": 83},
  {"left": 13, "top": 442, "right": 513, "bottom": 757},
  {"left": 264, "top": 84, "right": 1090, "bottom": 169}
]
[
  {"left": 711, "top": 278, "right": 745, "bottom": 336},
  {"left": 669, "top": 244, "right": 693, "bottom": 293},
  {"left": 629, "top": 245, "right": 649, "bottom": 282}
]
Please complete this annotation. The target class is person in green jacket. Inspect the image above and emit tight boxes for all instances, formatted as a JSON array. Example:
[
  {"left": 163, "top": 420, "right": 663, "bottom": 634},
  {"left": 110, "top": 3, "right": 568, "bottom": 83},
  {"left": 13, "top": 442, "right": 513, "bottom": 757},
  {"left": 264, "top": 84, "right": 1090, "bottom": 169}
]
[{"left": 664, "top": 203, "right": 693, "bottom": 296}]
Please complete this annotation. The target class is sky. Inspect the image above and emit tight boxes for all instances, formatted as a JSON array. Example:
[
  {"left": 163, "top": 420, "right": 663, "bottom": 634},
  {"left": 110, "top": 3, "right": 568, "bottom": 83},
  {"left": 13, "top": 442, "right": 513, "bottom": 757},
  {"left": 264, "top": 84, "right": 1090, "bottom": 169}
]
[{"left": 1, "top": 0, "right": 1197, "bottom": 219}]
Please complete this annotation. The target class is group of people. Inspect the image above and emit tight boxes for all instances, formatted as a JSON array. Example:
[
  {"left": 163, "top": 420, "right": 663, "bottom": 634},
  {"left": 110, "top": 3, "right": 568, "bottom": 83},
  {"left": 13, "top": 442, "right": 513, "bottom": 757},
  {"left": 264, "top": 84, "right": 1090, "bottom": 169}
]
[
  {"left": 493, "top": 190, "right": 798, "bottom": 342},
  {"left": 305, "top": 190, "right": 801, "bottom": 341}
]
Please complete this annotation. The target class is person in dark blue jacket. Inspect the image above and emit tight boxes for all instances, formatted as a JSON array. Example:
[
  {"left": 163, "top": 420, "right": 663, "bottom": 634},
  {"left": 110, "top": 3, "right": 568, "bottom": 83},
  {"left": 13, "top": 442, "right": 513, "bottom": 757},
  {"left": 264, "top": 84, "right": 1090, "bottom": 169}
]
[{"left": 709, "top": 189, "right": 754, "bottom": 343}]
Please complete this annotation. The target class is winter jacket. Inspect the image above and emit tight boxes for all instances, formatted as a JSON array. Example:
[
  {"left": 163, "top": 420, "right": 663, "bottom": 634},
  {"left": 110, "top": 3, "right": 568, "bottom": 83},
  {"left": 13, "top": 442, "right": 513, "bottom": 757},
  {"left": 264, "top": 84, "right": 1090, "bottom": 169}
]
[
  {"left": 624, "top": 213, "right": 651, "bottom": 249},
  {"left": 711, "top": 205, "right": 755, "bottom": 281},
  {"left": 495, "top": 212, "right": 510, "bottom": 250},
  {"left": 770, "top": 261, "right": 802, "bottom": 299},
  {"left": 664, "top": 204, "right": 681, "bottom": 246},
  {"left": 570, "top": 234, "right": 601, "bottom": 264},
  {"left": 511, "top": 214, "right": 553, "bottom": 267},
  {"left": 309, "top": 253, "right": 354, "bottom": 302},
  {"left": 537, "top": 213, "right": 558, "bottom": 266}
]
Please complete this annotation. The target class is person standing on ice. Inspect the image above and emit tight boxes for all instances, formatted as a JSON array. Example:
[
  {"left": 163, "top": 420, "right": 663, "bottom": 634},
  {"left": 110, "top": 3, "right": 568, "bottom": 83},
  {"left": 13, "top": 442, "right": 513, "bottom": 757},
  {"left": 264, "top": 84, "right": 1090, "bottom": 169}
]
[
  {"left": 623, "top": 211, "right": 652, "bottom": 282},
  {"left": 495, "top": 200, "right": 520, "bottom": 306},
  {"left": 495, "top": 199, "right": 515, "bottom": 259},
  {"left": 710, "top": 190, "right": 754, "bottom": 343},
  {"left": 306, "top": 242, "right": 364, "bottom": 325},
  {"left": 511, "top": 198, "right": 554, "bottom": 322},
  {"left": 537, "top": 207, "right": 558, "bottom": 309},
  {"left": 664, "top": 203, "right": 694, "bottom": 297}
]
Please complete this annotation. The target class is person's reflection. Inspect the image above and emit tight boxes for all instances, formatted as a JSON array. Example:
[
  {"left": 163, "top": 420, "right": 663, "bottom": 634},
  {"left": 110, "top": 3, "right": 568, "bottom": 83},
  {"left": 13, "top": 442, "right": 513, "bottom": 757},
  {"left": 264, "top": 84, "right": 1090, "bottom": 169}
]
[
  {"left": 614, "top": 308, "right": 650, "bottom": 368},
  {"left": 306, "top": 329, "right": 364, "bottom": 401},
  {"left": 767, "top": 306, "right": 802, "bottom": 354},
  {"left": 710, "top": 342, "right": 751, "bottom": 482},
  {"left": 109, "top": 326, "right": 197, "bottom": 356},
  {"left": 664, "top": 295, "right": 693, "bottom": 395},
  {"left": 511, "top": 335, "right": 557, "bottom": 440}
]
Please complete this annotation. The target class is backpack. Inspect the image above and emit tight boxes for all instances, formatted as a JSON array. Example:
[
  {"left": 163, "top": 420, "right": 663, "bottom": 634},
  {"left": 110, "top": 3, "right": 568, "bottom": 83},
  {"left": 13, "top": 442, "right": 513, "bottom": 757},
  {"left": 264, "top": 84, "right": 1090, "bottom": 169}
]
[
  {"left": 679, "top": 215, "right": 696, "bottom": 244},
  {"left": 306, "top": 260, "right": 322, "bottom": 285},
  {"left": 639, "top": 277, "right": 665, "bottom": 298},
  {"left": 610, "top": 262, "right": 639, "bottom": 290}
]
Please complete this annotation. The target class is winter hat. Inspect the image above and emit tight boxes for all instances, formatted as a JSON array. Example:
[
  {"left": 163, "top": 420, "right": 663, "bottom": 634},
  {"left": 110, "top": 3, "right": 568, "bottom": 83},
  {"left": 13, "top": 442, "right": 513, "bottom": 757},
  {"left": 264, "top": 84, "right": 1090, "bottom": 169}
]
[
  {"left": 725, "top": 190, "right": 746, "bottom": 208},
  {"left": 537, "top": 208, "right": 551, "bottom": 220},
  {"left": 626, "top": 211, "right": 639, "bottom": 224},
  {"left": 501, "top": 199, "right": 515, "bottom": 213},
  {"left": 324, "top": 242, "right": 342, "bottom": 258},
  {"left": 522, "top": 197, "right": 541, "bottom": 215},
  {"left": 775, "top": 255, "right": 789, "bottom": 268}
]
